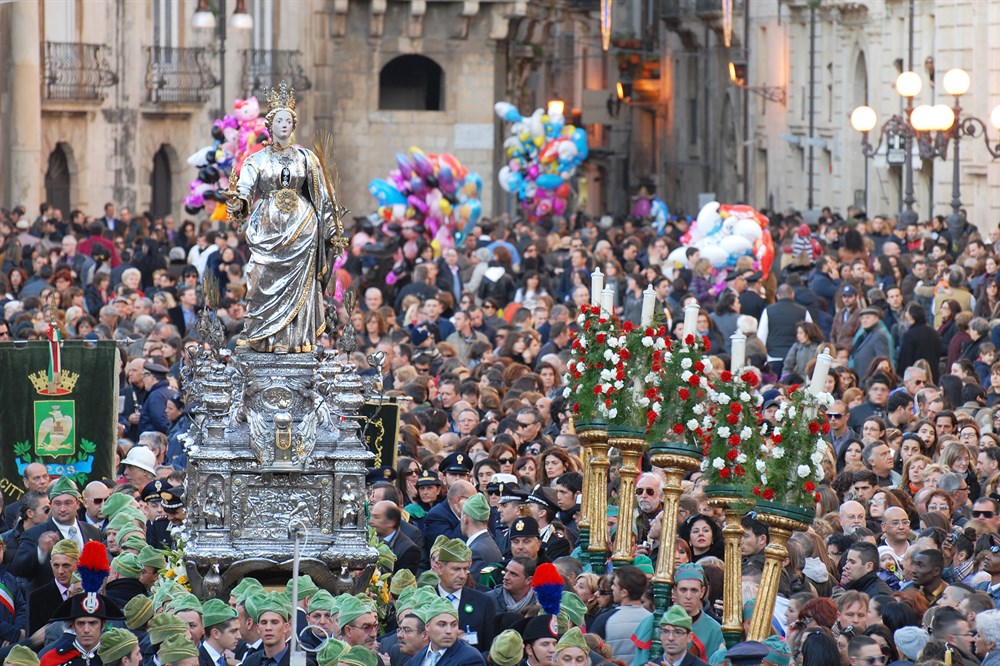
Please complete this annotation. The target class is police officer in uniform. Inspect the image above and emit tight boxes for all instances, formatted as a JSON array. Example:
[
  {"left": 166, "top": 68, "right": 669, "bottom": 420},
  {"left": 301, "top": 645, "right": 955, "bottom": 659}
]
[{"left": 141, "top": 481, "right": 173, "bottom": 550}]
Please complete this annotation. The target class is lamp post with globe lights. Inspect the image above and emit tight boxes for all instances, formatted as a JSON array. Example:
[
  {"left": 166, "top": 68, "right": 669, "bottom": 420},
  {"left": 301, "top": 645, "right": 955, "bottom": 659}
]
[{"left": 192, "top": 0, "right": 254, "bottom": 116}]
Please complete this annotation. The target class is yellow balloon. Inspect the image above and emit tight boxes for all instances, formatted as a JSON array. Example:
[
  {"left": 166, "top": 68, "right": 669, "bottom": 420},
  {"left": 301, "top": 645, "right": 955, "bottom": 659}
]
[
  {"left": 533, "top": 136, "right": 544, "bottom": 147},
  {"left": 431, "top": 239, "right": 442, "bottom": 258},
  {"left": 519, "top": 131, "right": 531, "bottom": 143},
  {"left": 541, "top": 115, "right": 550, "bottom": 124},
  {"left": 439, "top": 200, "right": 452, "bottom": 216},
  {"left": 409, "top": 146, "right": 426, "bottom": 157}
]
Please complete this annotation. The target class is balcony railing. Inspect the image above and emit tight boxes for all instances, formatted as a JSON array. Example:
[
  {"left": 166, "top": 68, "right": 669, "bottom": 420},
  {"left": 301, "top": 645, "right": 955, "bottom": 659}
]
[
  {"left": 661, "top": 0, "right": 730, "bottom": 19},
  {"left": 145, "top": 46, "right": 219, "bottom": 104},
  {"left": 242, "top": 49, "right": 312, "bottom": 102},
  {"left": 43, "top": 42, "right": 118, "bottom": 101}
]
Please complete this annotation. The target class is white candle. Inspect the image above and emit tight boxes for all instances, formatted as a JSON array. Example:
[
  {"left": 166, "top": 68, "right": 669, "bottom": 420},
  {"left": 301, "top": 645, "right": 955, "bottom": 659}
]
[
  {"left": 809, "top": 352, "right": 833, "bottom": 395},
  {"left": 730, "top": 331, "right": 746, "bottom": 372},
  {"left": 640, "top": 284, "right": 656, "bottom": 326},
  {"left": 590, "top": 268, "right": 604, "bottom": 306},
  {"left": 683, "top": 302, "right": 699, "bottom": 338},
  {"left": 601, "top": 286, "right": 615, "bottom": 316}
]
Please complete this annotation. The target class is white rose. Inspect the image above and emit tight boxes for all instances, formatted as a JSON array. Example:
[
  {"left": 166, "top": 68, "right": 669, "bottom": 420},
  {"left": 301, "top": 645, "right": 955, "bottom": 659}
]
[
  {"left": 760, "top": 474, "right": 767, "bottom": 485},
  {"left": 810, "top": 451, "right": 825, "bottom": 465},
  {"left": 740, "top": 392, "right": 752, "bottom": 402},
  {"left": 797, "top": 465, "right": 811, "bottom": 478},
  {"left": 693, "top": 403, "right": 705, "bottom": 415},
  {"left": 613, "top": 380, "right": 624, "bottom": 390},
  {"left": 788, "top": 406, "right": 797, "bottom": 419},
  {"left": 576, "top": 362, "right": 586, "bottom": 373},
  {"left": 578, "top": 338, "right": 587, "bottom": 349},
  {"left": 717, "top": 426, "right": 731, "bottom": 438},
  {"left": 681, "top": 358, "right": 693, "bottom": 370},
  {"left": 640, "top": 397, "right": 651, "bottom": 407},
  {"left": 718, "top": 394, "right": 731, "bottom": 405},
  {"left": 577, "top": 315, "right": 586, "bottom": 324},
  {"left": 740, "top": 427, "right": 753, "bottom": 440},
  {"left": 603, "top": 349, "right": 614, "bottom": 361},
  {"left": 652, "top": 402, "right": 662, "bottom": 414},
  {"left": 681, "top": 370, "right": 692, "bottom": 382},
  {"left": 736, "top": 453, "right": 747, "bottom": 464},
  {"left": 563, "top": 387, "right": 571, "bottom": 398},
  {"left": 687, "top": 419, "right": 700, "bottom": 431},
  {"left": 607, "top": 336, "right": 619, "bottom": 348},
  {"left": 712, "top": 458, "right": 726, "bottom": 470},
  {"left": 608, "top": 408, "right": 618, "bottom": 419},
  {"left": 755, "top": 460, "right": 767, "bottom": 472},
  {"left": 642, "top": 336, "right": 654, "bottom": 347},
  {"left": 773, "top": 447, "right": 785, "bottom": 459}
]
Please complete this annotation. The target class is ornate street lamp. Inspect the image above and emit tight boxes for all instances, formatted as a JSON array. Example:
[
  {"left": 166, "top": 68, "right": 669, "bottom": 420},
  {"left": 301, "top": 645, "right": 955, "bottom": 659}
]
[{"left": 192, "top": 0, "right": 253, "bottom": 116}]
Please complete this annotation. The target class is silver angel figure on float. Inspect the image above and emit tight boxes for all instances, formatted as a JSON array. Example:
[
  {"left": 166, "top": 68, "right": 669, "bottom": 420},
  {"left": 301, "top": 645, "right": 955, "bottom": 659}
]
[{"left": 223, "top": 81, "right": 343, "bottom": 354}]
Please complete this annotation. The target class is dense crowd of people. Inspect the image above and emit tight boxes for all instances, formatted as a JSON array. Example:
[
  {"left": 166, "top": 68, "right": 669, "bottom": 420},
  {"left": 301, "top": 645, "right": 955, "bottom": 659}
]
[{"left": 3, "top": 198, "right": 1000, "bottom": 666}]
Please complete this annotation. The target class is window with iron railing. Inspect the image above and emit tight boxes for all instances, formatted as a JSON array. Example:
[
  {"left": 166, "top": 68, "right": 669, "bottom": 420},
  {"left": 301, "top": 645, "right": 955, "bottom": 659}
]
[
  {"left": 43, "top": 42, "right": 118, "bottom": 101},
  {"left": 145, "top": 46, "right": 219, "bottom": 104},
  {"left": 242, "top": 49, "right": 311, "bottom": 102}
]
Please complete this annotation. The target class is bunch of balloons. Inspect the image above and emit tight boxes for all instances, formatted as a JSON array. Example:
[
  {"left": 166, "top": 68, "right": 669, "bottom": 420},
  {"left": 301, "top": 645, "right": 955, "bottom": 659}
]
[
  {"left": 494, "top": 102, "right": 589, "bottom": 221},
  {"left": 368, "top": 147, "right": 483, "bottom": 258},
  {"left": 630, "top": 188, "right": 671, "bottom": 234},
  {"left": 666, "top": 201, "right": 776, "bottom": 281},
  {"left": 184, "top": 96, "right": 269, "bottom": 219}
]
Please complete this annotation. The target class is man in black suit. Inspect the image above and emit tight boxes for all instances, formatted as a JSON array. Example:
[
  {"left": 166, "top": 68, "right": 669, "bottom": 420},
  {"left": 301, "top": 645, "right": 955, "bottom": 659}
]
[
  {"left": 422, "top": 481, "right": 475, "bottom": 570},
  {"left": 13, "top": 477, "right": 102, "bottom": 594},
  {"left": 242, "top": 595, "right": 292, "bottom": 666},
  {"left": 167, "top": 285, "right": 200, "bottom": 338},
  {"left": 657, "top": 605, "right": 710, "bottom": 666},
  {"left": 433, "top": 539, "right": 495, "bottom": 653},
  {"left": 459, "top": 495, "right": 502, "bottom": 582},
  {"left": 198, "top": 599, "right": 240, "bottom": 666},
  {"left": 28, "top": 538, "right": 78, "bottom": 635},
  {"left": 406, "top": 598, "right": 486, "bottom": 666},
  {"left": 104, "top": 553, "right": 149, "bottom": 609},
  {"left": 371, "top": 501, "right": 420, "bottom": 574},
  {"left": 4, "top": 462, "right": 51, "bottom": 528}
]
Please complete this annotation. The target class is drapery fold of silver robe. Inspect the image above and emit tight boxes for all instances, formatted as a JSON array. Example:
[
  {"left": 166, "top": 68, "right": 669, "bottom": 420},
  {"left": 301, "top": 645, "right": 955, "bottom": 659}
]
[{"left": 236, "top": 144, "right": 333, "bottom": 352}]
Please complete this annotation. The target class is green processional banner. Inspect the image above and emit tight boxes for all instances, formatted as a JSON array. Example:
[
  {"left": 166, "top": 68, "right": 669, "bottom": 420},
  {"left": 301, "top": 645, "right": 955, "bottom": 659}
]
[{"left": 0, "top": 341, "right": 119, "bottom": 503}]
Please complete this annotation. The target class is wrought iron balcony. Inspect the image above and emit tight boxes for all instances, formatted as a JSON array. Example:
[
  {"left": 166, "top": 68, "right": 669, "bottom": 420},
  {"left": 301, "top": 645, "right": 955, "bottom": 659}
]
[
  {"left": 242, "top": 49, "right": 312, "bottom": 102},
  {"left": 43, "top": 42, "right": 118, "bottom": 101},
  {"left": 661, "top": 0, "right": 730, "bottom": 19},
  {"left": 145, "top": 46, "right": 219, "bottom": 104}
]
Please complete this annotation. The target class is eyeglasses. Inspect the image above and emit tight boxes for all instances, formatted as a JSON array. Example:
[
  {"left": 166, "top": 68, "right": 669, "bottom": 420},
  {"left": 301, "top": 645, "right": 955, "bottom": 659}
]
[
  {"left": 635, "top": 488, "right": 658, "bottom": 496},
  {"left": 498, "top": 457, "right": 515, "bottom": 464},
  {"left": 350, "top": 622, "right": 379, "bottom": 633},
  {"left": 659, "top": 628, "right": 689, "bottom": 638},
  {"left": 826, "top": 413, "right": 844, "bottom": 419},
  {"left": 483, "top": 304, "right": 497, "bottom": 310},
  {"left": 517, "top": 421, "right": 535, "bottom": 429},
  {"left": 405, "top": 470, "right": 420, "bottom": 477},
  {"left": 973, "top": 510, "right": 996, "bottom": 518},
  {"left": 885, "top": 520, "right": 910, "bottom": 527}
]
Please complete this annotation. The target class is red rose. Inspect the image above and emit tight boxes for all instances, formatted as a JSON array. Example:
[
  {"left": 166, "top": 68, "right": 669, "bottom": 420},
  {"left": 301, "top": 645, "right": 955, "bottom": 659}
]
[
  {"left": 808, "top": 422, "right": 820, "bottom": 434},
  {"left": 598, "top": 318, "right": 607, "bottom": 325},
  {"left": 593, "top": 385, "right": 603, "bottom": 395},
  {"left": 679, "top": 388, "right": 690, "bottom": 400},
  {"left": 804, "top": 481, "right": 816, "bottom": 492},
  {"left": 728, "top": 434, "right": 741, "bottom": 446},
  {"left": 580, "top": 304, "right": 589, "bottom": 315},
  {"left": 573, "top": 402, "right": 580, "bottom": 413},
  {"left": 693, "top": 361, "right": 705, "bottom": 372},
  {"left": 762, "top": 488, "right": 775, "bottom": 500},
  {"left": 702, "top": 335, "right": 711, "bottom": 351},
  {"left": 623, "top": 321, "right": 634, "bottom": 332},
  {"left": 753, "top": 486, "right": 761, "bottom": 496},
  {"left": 672, "top": 423, "right": 684, "bottom": 434},
  {"left": 741, "top": 371, "right": 759, "bottom": 387},
  {"left": 719, "top": 467, "right": 731, "bottom": 479},
  {"left": 822, "top": 422, "right": 831, "bottom": 434},
  {"left": 688, "top": 375, "right": 700, "bottom": 387},
  {"left": 730, "top": 403, "right": 742, "bottom": 414},
  {"left": 685, "top": 334, "right": 695, "bottom": 345},
  {"left": 772, "top": 434, "right": 783, "bottom": 444},
  {"left": 720, "top": 371, "right": 733, "bottom": 382},
  {"left": 584, "top": 320, "right": 592, "bottom": 332},
  {"left": 605, "top": 398, "right": 612, "bottom": 408},
  {"left": 727, "top": 414, "right": 739, "bottom": 425},
  {"left": 726, "top": 449, "right": 738, "bottom": 461},
  {"left": 789, "top": 384, "right": 800, "bottom": 394},
  {"left": 620, "top": 349, "right": 631, "bottom": 360},
  {"left": 646, "top": 327, "right": 655, "bottom": 337},
  {"left": 734, "top": 465, "right": 745, "bottom": 476},
  {"left": 596, "top": 333, "right": 606, "bottom": 344}
]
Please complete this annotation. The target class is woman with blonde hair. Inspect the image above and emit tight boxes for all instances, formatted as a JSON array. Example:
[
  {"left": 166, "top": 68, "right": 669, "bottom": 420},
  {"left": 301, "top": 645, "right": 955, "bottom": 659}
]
[{"left": 901, "top": 454, "right": 932, "bottom": 496}]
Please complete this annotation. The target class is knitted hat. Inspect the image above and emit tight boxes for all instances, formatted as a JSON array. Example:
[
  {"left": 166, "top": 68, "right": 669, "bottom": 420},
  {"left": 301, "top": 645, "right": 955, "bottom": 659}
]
[
  {"left": 147, "top": 613, "right": 190, "bottom": 644},
  {"left": 674, "top": 563, "right": 705, "bottom": 583},
  {"left": 555, "top": 627, "right": 589, "bottom": 654},
  {"left": 203, "top": 599, "right": 238, "bottom": 628},
  {"left": 390, "top": 570, "right": 416, "bottom": 596},
  {"left": 256, "top": 592, "right": 292, "bottom": 621},
  {"left": 437, "top": 538, "right": 472, "bottom": 563},
  {"left": 101, "top": 493, "right": 135, "bottom": 519},
  {"left": 337, "top": 596, "right": 373, "bottom": 627},
  {"left": 51, "top": 539, "right": 81, "bottom": 559},
  {"left": 307, "top": 589, "right": 336, "bottom": 614},
  {"left": 99, "top": 627, "right": 139, "bottom": 663},
  {"left": 763, "top": 637, "right": 791, "bottom": 666},
  {"left": 138, "top": 546, "right": 168, "bottom": 571},
  {"left": 316, "top": 638, "right": 349, "bottom": 666},
  {"left": 894, "top": 627, "right": 930, "bottom": 661},
  {"left": 231, "top": 577, "right": 264, "bottom": 602},
  {"left": 417, "top": 571, "right": 440, "bottom": 588},
  {"left": 490, "top": 630, "right": 525, "bottom": 666},
  {"left": 166, "top": 593, "right": 203, "bottom": 615},
  {"left": 124, "top": 595, "right": 154, "bottom": 629},
  {"left": 284, "top": 575, "right": 319, "bottom": 601},
  {"left": 158, "top": 634, "right": 199, "bottom": 665},
  {"left": 660, "top": 605, "right": 693, "bottom": 630},
  {"left": 4, "top": 646, "right": 40, "bottom": 666},
  {"left": 559, "top": 591, "right": 587, "bottom": 628},
  {"left": 414, "top": 597, "right": 458, "bottom": 623},
  {"left": 633, "top": 555, "right": 654, "bottom": 575},
  {"left": 111, "top": 553, "right": 142, "bottom": 579},
  {"left": 339, "top": 647, "right": 378, "bottom": 666},
  {"left": 49, "top": 476, "right": 81, "bottom": 500},
  {"left": 461, "top": 493, "right": 491, "bottom": 522}
]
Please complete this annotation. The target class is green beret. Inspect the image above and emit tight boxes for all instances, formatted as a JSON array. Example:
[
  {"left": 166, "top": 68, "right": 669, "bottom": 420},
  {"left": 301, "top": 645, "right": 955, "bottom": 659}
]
[
  {"left": 243, "top": 592, "right": 268, "bottom": 623},
  {"left": 354, "top": 594, "right": 377, "bottom": 614},
  {"left": 124, "top": 595, "right": 154, "bottom": 629},
  {"left": 284, "top": 575, "right": 319, "bottom": 601},
  {"left": 106, "top": 514, "right": 139, "bottom": 535},
  {"left": 51, "top": 539, "right": 80, "bottom": 559},
  {"left": 307, "top": 589, "right": 336, "bottom": 614},
  {"left": 202, "top": 599, "right": 238, "bottom": 628},
  {"left": 559, "top": 591, "right": 587, "bottom": 628},
  {"left": 429, "top": 535, "right": 449, "bottom": 558},
  {"left": 49, "top": 476, "right": 80, "bottom": 500},
  {"left": 376, "top": 543, "right": 397, "bottom": 571},
  {"left": 316, "top": 638, "right": 349, "bottom": 666},
  {"left": 152, "top": 580, "right": 185, "bottom": 610},
  {"left": 390, "top": 570, "right": 416, "bottom": 596},
  {"left": 339, "top": 647, "right": 378, "bottom": 666},
  {"left": 660, "top": 604, "right": 693, "bottom": 630},
  {"left": 490, "top": 630, "right": 524, "bottom": 666},
  {"left": 256, "top": 592, "right": 292, "bottom": 621},
  {"left": 231, "top": 578, "right": 264, "bottom": 602},
  {"left": 437, "top": 538, "right": 472, "bottom": 563},
  {"left": 461, "top": 493, "right": 491, "bottom": 522},
  {"left": 121, "top": 535, "right": 149, "bottom": 553},
  {"left": 138, "top": 546, "right": 168, "bottom": 571},
  {"left": 158, "top": 634, "right": 199, "bottom": 665},
  {"left": 555, "top": 627, "right": 589, "bottom": 654},
  {"left": 101, "top": 493, "right": 135, "bottom": 519},
  {"left": 4, "top": 646, "right": 40, "bottom": 666},
  {"left": 743, "top": 600, "right": 756, "bottom": 621},
  {"left": 99, "top": 627, "right": 139, "bottom": 663},
  {"left": 337, "top": 596, "right": 373, "bottom": 628},
  {"left": 633, "top": 555, "right": 654, "bottom": 575},
  {"left": 118, "top": 506, "right": 149, "bottom": 526},
  {"left": 674, "top": 563, "right": 705, "bottom": 584},
  {"left": 114, "top": 526, "right": 144, "bottom": 547},
  {"left": 111, "top": 553, "right": 142, "bottom": 579},
  {"left": 413, "top": 597, "right": 457, "bottom": 623},
  {"left": 416, "top": 571, "right": 440, "bottom": 588},
  {"left": 763, "top": 637, "right": 792, "bottom": 666},
  {"left": 167, "top": 593, "right": 203, "bottom": 615},
  {"left": 399, "top": 588, "right": 438, "bottom": 617},
  {"left": 395, "top": 587, "right": 417, "bottom": 613},
  {"left": 147, "top": 613, "right": 189, "bottom": 645}
]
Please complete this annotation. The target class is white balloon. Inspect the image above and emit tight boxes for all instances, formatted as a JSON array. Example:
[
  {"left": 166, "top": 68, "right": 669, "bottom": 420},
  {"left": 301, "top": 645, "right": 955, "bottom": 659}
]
[
  {"left": 732, "top": 219, "right": 764, "bottom": 242},
  {"left": 667, "top": 247, "right": 689, "bottom": 267},
  {"left": 498, "top": 166, "right": 512, "bottom": 192},
  {"left": 557, "top": 141, "right": 578, "bottom": 161},
  {"left": 699, "top": 245, "right": 730, "bottom": 267},
  {"left": 528, "top": 109, "right": 545, "bottom": 138},
  {"left": 689, "top": 201, "right": 721, "bottom": 242},
  {"left": 719, "top": 235, "right": 753, "bottom": 258},
  {"left": 187, "top": 146, "right": 215, "bottom": 167}
]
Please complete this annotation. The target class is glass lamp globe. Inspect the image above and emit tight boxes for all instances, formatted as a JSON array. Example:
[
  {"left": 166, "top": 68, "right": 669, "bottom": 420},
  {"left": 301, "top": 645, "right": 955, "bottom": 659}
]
[
  {"left": 933, "top": 104, "right": 956, "bottom": 131},
  {"left": 896, "top": 71, "right": 923, "bottom": 98},
  {"left": 991, "top": 105, "right": 1000, "bottom": 131},
  {"left": 942, "top": 69, "right": 971, "bottom": 97},
  {"left": 910, "top": 105, "right": 934, "bottom": 131},
  {"left": 850, "top": 106, "right": 878, "bottom": 133},
  {"left": 192, "top": 10, "right": 217, "bottom": 29}
]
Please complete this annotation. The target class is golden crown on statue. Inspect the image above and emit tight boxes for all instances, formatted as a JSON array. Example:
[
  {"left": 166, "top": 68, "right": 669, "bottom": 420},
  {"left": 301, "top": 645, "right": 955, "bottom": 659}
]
[{"left": 265, "top": 81, "right": 296, "bottom": 113}]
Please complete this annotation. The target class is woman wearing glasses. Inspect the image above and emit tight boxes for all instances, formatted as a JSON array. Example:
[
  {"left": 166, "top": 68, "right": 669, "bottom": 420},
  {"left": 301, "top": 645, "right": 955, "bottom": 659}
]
[{"left": 395, "top": 457, "right": 422, "bottom": 506}]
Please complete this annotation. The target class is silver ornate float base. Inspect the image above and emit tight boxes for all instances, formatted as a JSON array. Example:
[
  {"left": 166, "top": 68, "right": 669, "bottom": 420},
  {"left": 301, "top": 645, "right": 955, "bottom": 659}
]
[{"left": 181, "top": 345, "right": 378, "bottom": 597}]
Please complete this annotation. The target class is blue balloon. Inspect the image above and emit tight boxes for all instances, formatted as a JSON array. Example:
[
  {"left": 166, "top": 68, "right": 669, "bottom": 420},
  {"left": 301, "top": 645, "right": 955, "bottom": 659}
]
[
  {"left": 536, "top": 174, "right": 563, "bottom": 190},
  {"left": 571, "top": 128, "right": 589, "bottom": 160},
  {"left": 459, "top": 200, "right": 483, "bottom": 238},
  {"left": 368, "top": 179, "right": 407, "bottom": 206},
  {"left": 504, "top": 108, "right": 523, "bottom": 123}
]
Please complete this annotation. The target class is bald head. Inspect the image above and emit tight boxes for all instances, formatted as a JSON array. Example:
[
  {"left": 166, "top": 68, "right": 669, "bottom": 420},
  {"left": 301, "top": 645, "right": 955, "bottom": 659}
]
[
  {"left": 23, "top": 463, "right": 50, "bottom": 493},
  {"left": 446, "top": 481, "right": 476, "bottom": 514},
  {"left": 840, "top": 501, "right": 866, "bottom": 533}
]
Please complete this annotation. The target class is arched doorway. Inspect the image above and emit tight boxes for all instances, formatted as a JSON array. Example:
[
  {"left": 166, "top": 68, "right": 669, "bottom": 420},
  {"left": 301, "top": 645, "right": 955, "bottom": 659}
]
[
  {"left": 151, "top": 145, "right": 172, "bottom": 219},
  {"left": 378, "top": 55, "right": 444, "bottom": 110},
  {"left": 44, "top": 144, "right": 71, "bottom": 217}
]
